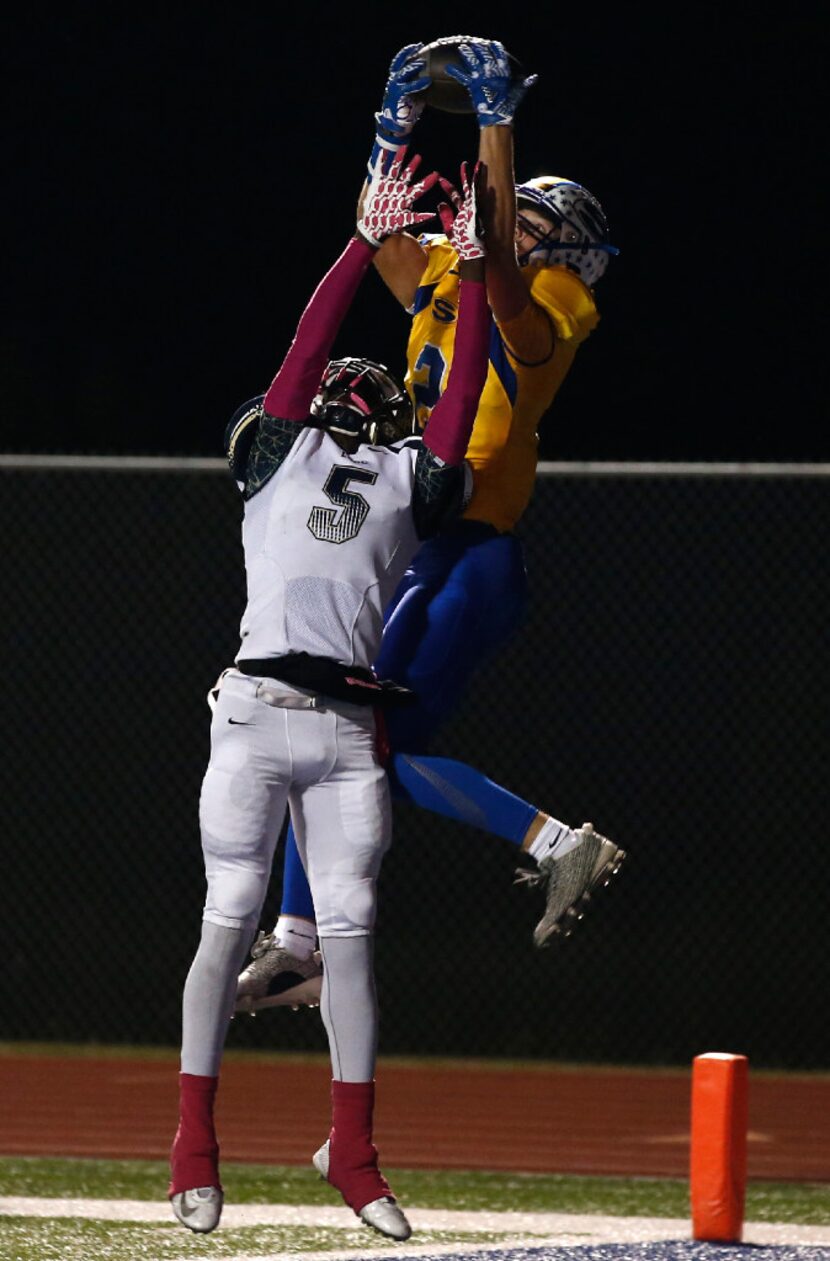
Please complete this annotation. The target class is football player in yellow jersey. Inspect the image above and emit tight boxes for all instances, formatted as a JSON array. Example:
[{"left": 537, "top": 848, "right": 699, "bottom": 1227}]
[
  {"left": 400, "top": 177, "right": 602, "bottom": 531},
  {"left": 236, "top": 39, "right": 624, "bottom": 1016}
]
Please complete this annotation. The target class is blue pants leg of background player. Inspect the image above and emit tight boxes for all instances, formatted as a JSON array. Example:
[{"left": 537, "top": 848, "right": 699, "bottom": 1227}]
[{"left": 277, "top": 522, "right": 537, "bottom": 930}]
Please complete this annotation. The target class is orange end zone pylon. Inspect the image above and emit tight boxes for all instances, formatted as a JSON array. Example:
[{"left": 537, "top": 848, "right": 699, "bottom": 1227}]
[{"left": 690, "top": 1051, "right": 749, "bottom": 1242}]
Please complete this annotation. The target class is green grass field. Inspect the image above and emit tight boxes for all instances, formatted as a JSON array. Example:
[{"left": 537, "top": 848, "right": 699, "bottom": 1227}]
[{"left": 1, "top": 1155, "right": 828, "bottom": 1261}]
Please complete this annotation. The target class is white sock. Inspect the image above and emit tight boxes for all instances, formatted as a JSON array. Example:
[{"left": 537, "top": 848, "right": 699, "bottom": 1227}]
[
  {"left": 274, "top": 915, "right": 317, "bottom": 960},
  {"left": 528, "top": 817, "right": 581, "bottom": 864}
]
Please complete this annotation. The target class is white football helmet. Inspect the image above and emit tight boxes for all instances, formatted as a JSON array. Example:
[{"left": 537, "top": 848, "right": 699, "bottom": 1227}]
[{"left": 515, "top": 175, "right": 618, "bottom": 287}]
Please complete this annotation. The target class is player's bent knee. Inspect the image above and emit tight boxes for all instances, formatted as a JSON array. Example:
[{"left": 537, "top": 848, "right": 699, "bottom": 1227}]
[
  {"left": 314, "top": 876, "right": 377, "bottom": 937},
  {"left": 203, "top": 868, "right": 268, "bottom": 932}
]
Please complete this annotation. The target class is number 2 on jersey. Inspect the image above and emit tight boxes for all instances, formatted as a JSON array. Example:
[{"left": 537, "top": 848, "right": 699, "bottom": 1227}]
[
  {"left": 412, "top": 343, "right": 447, "bottom": 421},
  {"left": 307, "top": 465, "right": 378, "bottom": 544}
]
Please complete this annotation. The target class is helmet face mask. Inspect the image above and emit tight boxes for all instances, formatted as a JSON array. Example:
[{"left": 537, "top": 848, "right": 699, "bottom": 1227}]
[
  {"left": 311, "top": 358, "right": 415, "bottom": 448},
  {"left": 515, "top": 176, "right": 618, "bottom": 287}
]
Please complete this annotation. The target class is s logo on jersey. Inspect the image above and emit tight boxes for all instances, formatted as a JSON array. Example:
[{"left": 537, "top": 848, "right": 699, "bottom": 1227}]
[{"left": 433, "top": 297, "right": 456, "bottom": 324}]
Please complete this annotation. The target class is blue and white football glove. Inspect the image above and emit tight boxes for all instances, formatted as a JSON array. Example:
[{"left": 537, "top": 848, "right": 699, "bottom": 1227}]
[
  {"left": 446, "top": 39, "right": 537, "bottom": 128},
  {"left": 377, "top": 43, "right": 430, "bottom": 139},
  {"left": 368, "top": 44, "right": 430, "bottom": 175}
]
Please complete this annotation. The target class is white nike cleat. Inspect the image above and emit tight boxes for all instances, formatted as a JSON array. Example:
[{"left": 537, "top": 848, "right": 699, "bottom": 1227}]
[
  {"left": 312, "top": 1139, "right": 411, "bottom": 1241},
  {"left": 312, "top": 1138, "right": 331, "bottom": 1180},
  {"left": 360, "top": 1195, "right": 412, "bottom": 1240},
  {"left": 516, "top": 822, "right": 626, "bottom": 947},
  {"left": 235, "top": 933, "right": 323, "bottom": 1013},
  {"left": 170, "top": 1186, "right": 223, "bottom": 1232}
]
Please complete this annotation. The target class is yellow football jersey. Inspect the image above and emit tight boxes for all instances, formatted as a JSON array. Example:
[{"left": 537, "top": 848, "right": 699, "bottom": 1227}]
[{"left": 405, "top": 236, "right": 599, "bottom": 532}]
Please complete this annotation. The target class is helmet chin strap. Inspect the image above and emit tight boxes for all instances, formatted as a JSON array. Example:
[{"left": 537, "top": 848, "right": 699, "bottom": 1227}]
[
  {"left": 517, "top": 243, "right": 549, "bottom": 268},
  {"left": 517, "top": 237, "right": 560, "bottom": 268}
]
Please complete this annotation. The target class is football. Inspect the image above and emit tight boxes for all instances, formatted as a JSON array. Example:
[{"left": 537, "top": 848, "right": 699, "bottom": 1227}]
[{"left": 418, "top": 36, "right": 523, "bottom": 115}]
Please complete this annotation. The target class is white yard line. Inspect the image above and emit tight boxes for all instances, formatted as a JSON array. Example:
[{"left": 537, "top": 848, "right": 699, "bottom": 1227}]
[{"left": 1, "top": 1196, "right": 828, "bottom": 1250}]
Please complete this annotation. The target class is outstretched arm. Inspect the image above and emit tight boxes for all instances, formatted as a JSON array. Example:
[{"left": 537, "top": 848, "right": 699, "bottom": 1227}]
[
  {"left": 357, "top": 43, "right": 432, "bottom": 309},
  {"left": 372, "top": 229, "right": 428, "bottom": 311},
  {"left": 410, "top": 164, "right": 489, "bottom": 538},
  {"left": 262, "top": 238, "right": 376, "bottom": 421},
  {"left": 447, "top": 40, "right": 553, "bottom": 358},
  {"left": 477, "top": 125, "right": 528, "bottom": 324},
  {"left": 264, "top": 149, "right": 436, "bottom": 421},
  {"left": 421, "top": 163, "right": 489, "bottom": 466}
]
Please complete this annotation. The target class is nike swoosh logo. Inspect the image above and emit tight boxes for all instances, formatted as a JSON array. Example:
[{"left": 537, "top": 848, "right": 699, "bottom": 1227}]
[
  {"left": 228, "top": 717, "right": 253, "bottom": 725},
  {"left": 546, "top": 827, "right": 564, "bottom": 851}
]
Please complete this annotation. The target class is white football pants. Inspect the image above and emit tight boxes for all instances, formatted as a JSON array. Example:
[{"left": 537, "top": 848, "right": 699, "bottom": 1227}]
[{"left": 199, "top": 669, "right": 391, "bottom": 939}]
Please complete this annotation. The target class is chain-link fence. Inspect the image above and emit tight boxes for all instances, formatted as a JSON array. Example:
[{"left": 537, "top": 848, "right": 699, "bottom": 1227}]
[{"left": 2, "top": 458, "right": 828, "bottom": 1068}]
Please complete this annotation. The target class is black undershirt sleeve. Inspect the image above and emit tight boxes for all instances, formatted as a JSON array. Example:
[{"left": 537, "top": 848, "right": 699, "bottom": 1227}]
[
  {"left": 225, "top": 404, "right": 305, "bottom": 500},
  {"left": 411, "top": 443, "right": 467, "bottom": 539}
]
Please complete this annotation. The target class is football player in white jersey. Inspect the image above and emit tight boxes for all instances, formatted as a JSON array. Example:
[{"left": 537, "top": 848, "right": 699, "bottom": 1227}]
[{"left": 169, "top": 152, "right": 491, "bottom": 1242}]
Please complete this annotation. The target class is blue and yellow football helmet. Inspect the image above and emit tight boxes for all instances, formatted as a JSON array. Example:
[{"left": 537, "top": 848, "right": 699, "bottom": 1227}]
[{"left": 515, "top": 176, "right": 618, "bottom": 287}]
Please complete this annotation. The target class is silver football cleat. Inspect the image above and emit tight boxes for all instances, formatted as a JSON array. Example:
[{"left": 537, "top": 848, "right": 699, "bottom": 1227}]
[
  {"left": 312, "top": 1138, "right": 331, "bottom": 1180},
  {"left": 170, "top": 1186, "right": 223, "bottom": 1233},
  {"left": 235, "top": 932, "right": 323, "bottom": 1013},
  {"left": 516, "top": 822, "right": 626, "bottom": 947},
  {"left": 313, "top": 1139, "right": 411, "bottom": 1241},
  {"left": 360, "top": 1195, "right": 413, "bottom": 1240}
]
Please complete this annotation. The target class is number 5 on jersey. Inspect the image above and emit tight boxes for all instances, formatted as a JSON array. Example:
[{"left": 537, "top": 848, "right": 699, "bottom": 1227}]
[{"left": 307, "top": 465, "right": 378, "bottom": 544}]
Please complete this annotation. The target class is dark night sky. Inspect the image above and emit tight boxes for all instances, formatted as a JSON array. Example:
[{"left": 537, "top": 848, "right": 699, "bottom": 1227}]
[{"left": 5, "top": 7, "right": 826, "bottom": 460}]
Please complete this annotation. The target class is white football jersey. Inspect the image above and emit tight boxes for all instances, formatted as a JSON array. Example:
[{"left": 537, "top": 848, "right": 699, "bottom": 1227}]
[{"left": 236, "top": 426, "right": 421, "bottom": 669}]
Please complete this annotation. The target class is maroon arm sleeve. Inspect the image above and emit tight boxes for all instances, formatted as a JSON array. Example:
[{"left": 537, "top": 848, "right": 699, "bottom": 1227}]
[
  {"left": 420, "top": 280, "right": 490, "bottom": 465},
  {"left": 262, "top": 236, "right": 376, "bottom": 421}
]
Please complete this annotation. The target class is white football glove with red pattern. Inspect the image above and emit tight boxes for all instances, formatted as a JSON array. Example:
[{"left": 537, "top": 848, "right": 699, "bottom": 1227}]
[
  {"left": 358, "top": 146, "right": 438, "bottom": 249},
  {"left": 437, "top": 161, "right": 486, "bottom": 261}
]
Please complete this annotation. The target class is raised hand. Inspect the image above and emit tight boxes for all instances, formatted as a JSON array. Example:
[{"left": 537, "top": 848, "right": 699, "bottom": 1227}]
[
  {"left": 376, "top": 43, "right": 431, "bottom": 141},
  {"left": 437, "top": 162, "right": 487, "bottom": 261},
  {"left": 358, "top": 147, "right": 438, "bottom": 249},
  {"left": 445, "top": 39, "right": 537, "bottom": 128}
]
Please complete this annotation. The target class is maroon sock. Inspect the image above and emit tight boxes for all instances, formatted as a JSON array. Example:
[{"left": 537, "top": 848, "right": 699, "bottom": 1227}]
[
  {"left": 168, "top": 1072, "right": 221, "bottom": 1197},
  {"left": 326, "top": 1080, "right": 392, "bottom": 1213}
]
